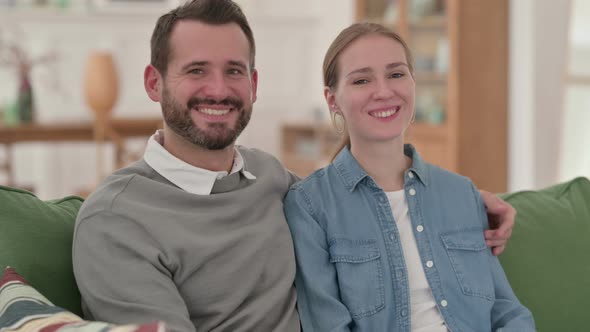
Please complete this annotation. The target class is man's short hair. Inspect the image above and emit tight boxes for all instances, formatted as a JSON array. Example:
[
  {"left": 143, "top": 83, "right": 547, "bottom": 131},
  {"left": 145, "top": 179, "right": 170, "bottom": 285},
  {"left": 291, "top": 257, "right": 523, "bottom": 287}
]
[{"left": 150, "top": 0, "right": 255, "bottom": 77}]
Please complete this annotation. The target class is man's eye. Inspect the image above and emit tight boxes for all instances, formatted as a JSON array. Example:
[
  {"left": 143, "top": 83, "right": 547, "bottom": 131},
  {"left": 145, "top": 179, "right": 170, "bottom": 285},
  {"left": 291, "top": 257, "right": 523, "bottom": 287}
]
[
  {"left": 353, "top": 79, "right": 369, "bottom": 85},
  {"left": 228, "top": 68, "right": 244, "bottom": 75},
  {"left": 189, "top": 68, "right": 203, "bottom": 74}
]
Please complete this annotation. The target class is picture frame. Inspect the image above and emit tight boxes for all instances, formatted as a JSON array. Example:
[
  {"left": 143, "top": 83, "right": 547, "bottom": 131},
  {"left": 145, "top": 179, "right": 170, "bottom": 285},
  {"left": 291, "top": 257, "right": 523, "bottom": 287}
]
[{"left": 90, "top": 0, "right": 180, "bottom": 14}]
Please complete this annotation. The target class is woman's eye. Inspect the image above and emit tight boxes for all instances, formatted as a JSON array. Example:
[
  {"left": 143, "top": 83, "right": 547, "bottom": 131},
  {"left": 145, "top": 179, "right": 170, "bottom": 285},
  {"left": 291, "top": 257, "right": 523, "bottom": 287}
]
[
  {"left": 353, "top": 79, "right": 369, "bottom": 85},
  {"left": 390, "top": 72, "right": 404, "bottom": 78}
]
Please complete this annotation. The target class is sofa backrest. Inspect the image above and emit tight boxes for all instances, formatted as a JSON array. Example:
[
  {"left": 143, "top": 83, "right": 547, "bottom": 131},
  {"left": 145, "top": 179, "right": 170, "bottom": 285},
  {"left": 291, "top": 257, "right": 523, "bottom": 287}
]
[
  {"left": 0, "top": 185, "right": 84, "bottom": 316},
  {"left": 500, "top": 177, "right": 590, "bottom": 332}
]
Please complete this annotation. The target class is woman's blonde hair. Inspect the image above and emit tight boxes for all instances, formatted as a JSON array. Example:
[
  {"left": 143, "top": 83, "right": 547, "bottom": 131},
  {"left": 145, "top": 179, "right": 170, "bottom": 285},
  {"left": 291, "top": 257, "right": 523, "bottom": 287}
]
[{"left": 323, "top": 22, "right": 414, "bottom": 161}]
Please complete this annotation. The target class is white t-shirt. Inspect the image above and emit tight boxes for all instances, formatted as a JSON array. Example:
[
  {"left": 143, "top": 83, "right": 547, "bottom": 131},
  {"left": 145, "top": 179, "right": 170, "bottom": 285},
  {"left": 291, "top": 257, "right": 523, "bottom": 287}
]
[{"left": 385, "top": 190, "right": 447, "bottom": 332}]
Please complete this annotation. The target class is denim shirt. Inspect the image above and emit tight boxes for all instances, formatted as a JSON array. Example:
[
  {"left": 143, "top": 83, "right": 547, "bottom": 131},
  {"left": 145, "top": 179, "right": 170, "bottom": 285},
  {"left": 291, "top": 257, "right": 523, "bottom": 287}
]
[{"left": 284, "top": 145, "right": 535, "bottom": 332}]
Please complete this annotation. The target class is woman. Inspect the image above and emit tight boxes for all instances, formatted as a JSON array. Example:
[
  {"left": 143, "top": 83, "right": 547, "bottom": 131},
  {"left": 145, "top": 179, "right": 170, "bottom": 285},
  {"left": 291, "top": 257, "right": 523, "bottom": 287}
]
[{"left": 283, "top": 23, "right": 535, "bottom": 331}]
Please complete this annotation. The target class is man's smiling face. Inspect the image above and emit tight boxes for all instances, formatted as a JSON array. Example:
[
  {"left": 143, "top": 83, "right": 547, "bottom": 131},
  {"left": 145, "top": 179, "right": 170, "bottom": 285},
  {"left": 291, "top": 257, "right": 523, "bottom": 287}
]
[{"left": 161, "top": 20, "right": 258, "bottom": 150}]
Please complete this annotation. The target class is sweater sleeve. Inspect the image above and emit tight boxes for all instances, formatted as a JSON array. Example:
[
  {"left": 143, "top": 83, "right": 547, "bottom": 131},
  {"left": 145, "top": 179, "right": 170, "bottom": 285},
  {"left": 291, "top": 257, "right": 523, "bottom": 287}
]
[{"left": 73, "top": 211, "right": 195, "bottom": 332}]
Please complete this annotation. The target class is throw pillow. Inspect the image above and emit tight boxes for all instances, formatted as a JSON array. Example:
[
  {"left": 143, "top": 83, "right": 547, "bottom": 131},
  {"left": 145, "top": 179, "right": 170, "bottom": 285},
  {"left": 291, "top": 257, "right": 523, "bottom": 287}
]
[
  {"left": 0, "top": 186, "right": 83, "bottom": 315},
  {"left": 0, "top": 267, "right": 167, "bottom": 332}
]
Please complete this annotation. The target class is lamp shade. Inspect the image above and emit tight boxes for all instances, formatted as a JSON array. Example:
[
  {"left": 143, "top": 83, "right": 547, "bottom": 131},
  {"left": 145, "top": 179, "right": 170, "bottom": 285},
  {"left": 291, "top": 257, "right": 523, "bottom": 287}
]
[{"left": 83, "top": 51, "right": 119, "bottom": 121}]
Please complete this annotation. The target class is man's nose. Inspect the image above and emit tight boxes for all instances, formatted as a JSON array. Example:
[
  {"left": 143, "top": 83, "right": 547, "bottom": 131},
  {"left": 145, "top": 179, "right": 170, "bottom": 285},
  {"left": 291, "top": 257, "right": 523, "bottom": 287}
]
[{"left": 203, "top": 72, "right": 231, "bottom": 99}]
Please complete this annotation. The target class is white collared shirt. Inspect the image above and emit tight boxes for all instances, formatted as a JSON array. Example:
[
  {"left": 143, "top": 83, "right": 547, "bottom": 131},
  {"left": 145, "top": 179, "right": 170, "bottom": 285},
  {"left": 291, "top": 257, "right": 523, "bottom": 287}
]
[{"left": 143, "top": 130, "right": 256, "bottom": 195}]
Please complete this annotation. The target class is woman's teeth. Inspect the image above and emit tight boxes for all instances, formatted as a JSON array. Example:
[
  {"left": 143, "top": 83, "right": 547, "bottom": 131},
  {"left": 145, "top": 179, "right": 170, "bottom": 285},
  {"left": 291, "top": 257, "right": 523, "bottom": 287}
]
[{"left": 371, "top": 107, "right": 399, "bottom": 118}]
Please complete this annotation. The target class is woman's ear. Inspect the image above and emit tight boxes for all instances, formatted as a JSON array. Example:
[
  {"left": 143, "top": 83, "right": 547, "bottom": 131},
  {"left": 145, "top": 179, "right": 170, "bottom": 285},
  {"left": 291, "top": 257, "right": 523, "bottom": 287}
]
[
  {"left": 144, "top": 64, "right": 163, "bottom": 102},
  {"left": 324, "top": 86, "right": 338, "bottom": 112}
]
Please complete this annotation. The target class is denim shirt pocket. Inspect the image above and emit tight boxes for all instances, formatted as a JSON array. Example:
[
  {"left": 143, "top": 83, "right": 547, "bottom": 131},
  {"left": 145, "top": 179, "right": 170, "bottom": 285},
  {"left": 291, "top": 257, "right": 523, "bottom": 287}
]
[
  {"left": 328, "top": 238, "right": 385, "bottom": 319},
  {"left": 441, "top": 229, "right": 495, "bottom": 301}
]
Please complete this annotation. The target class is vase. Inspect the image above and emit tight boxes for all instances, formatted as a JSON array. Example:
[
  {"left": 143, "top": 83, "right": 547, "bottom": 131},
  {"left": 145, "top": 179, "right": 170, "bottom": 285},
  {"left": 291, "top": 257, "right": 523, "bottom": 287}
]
[
  {"left": 83, "top": 52, "right": 119, "bottom": 123},
  {"left": 83, "top": 51, "right": 120, "bottom": 183},
  {"left": 17, "top": 74, "right": 35, "bottom": 124}
]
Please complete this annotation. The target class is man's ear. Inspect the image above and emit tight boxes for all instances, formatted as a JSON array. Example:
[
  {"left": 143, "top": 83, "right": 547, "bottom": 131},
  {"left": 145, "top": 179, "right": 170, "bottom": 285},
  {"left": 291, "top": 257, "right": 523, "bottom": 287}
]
[
  {"left": 144, "top": 64, "right": 163, "bottom": 102},
  {"left": 251, "top": 69, "right": 258, "bottom": 103}
]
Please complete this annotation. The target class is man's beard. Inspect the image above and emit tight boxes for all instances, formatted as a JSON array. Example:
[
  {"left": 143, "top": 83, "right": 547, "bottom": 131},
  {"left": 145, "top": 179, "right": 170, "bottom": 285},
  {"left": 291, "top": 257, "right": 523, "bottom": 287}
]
[{"left": 161, "top": 87, "right": 251, "bottom": 150}]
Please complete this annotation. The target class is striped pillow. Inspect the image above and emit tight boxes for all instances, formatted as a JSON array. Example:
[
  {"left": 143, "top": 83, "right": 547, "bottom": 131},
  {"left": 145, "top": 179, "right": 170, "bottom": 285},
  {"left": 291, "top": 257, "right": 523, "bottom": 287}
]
[{"left": 0, "top": 267, "right": 167, "bottom": 332}]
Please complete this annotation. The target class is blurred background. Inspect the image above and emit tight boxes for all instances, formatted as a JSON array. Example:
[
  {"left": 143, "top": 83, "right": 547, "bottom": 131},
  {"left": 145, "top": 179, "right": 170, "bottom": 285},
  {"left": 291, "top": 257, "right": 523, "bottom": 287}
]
[{"left": 0, "top": 0, "right": 587, "bottom": 199}]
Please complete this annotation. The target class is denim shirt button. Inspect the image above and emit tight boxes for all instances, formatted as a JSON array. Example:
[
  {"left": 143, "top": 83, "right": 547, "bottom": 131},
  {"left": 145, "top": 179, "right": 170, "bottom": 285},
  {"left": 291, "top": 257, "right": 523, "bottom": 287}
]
[
  {"left": 417, "top": 225, "right": 424, "bottom": 232},
  {"left": 389, "top": 233, "right": 395, "bottom": 241},
  {"left": 441, "top": 300, "right": 448, "bottom": 307},
  {"left": 408, "top": 172, "right": 414, "bottom": 179},
  {"left": 426, "top": 260, "right": 434, "bottom": 268},
  {"left": 409, "top": 188, "right": 416, "bottom": 196},
  {"left": 401, "top": 309, "right": 408, "bottom": 317}
]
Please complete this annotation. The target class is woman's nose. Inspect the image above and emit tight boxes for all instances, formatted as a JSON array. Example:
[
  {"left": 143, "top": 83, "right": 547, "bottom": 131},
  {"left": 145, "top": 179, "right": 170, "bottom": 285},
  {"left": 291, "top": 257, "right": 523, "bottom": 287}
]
[{"left": 372, "top": 79, "right": 395, "bottom": 100}]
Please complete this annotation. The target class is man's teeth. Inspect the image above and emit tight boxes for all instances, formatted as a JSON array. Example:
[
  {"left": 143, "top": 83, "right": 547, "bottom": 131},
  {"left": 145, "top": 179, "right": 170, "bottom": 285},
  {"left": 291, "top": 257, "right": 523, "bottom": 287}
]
[
  {"left": 371, "top": 108, "right": 398, "bottom": 118},
  {"left": 199, "top": 108, "right": 230, "bottom": 116}
]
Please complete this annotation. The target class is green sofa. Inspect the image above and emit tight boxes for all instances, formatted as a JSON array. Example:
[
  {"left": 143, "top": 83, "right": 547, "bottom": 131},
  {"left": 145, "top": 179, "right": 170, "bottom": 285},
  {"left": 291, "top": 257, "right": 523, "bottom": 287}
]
[
  {"left": 0, "top": 187, "right": 84, "bottom": 316},
  {"left": 498, "top": 177, "right": 590, "bottom": 331},
  {"left": 1, "top": 177, "right": 589, "bottom": 331}
]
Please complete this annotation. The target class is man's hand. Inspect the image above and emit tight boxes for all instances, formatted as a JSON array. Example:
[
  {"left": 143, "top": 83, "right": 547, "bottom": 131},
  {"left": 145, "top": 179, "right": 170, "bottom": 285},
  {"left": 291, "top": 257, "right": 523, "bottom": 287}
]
[{"left": 479, "top": 190, "right": 516, "bottom": 256}]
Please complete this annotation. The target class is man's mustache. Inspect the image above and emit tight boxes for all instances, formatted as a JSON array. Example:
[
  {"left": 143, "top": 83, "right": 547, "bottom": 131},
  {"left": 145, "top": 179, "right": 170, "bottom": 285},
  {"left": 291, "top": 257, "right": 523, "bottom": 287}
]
[{"left": 187, "top": 97, "right": 244, "bottom": 110}]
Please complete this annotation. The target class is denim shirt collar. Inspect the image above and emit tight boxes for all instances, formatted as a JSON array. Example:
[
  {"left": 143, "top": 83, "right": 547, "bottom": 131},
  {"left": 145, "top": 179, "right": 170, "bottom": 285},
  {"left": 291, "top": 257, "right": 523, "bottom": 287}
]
[{"left": 333, "top": 144, "right": 429, "bottom": 192}]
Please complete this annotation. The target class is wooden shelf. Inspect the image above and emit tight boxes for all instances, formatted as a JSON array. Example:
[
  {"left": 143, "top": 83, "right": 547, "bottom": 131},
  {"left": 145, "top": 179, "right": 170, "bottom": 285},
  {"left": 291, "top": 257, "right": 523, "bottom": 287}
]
[
  {"left": 0, "top": 117, "right": 162, "bottom": 186},
  {"left": 409, "top": 15, "right": 446, "bottom": 29},
  {"left": 0, "top": 118, "right": 162, "bottom": 143},
  {"left": 281, "top": 122, "right": 338, "bottom": 177}
]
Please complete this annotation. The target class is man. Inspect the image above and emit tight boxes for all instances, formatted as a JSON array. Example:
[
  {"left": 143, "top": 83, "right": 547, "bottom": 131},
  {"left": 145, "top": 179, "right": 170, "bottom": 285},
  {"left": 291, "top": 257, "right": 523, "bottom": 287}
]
[{"left": 72, "top": 1, "right": 515, "bottom": 331}]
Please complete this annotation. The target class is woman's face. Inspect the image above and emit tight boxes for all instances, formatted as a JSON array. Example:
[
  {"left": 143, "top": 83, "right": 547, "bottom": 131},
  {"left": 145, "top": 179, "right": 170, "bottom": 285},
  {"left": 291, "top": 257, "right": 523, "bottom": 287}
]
[{"left": 327, "top": 34, "right": 415, "bottom": 147}]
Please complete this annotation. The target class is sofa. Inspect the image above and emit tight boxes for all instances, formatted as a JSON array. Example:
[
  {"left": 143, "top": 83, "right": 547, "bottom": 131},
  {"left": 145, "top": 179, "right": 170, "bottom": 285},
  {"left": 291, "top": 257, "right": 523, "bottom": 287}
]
[{"left": 1, "top": 177, "right": 589, "bottom": 331}]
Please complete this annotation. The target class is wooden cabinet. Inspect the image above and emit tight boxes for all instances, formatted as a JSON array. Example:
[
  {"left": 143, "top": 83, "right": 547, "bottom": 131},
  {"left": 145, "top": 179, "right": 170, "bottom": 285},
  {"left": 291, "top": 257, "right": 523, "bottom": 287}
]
[
  {"left": 281, "top": 0, "right": 508, "bottom": 192},
  {"left": 358, "top": 0, "right": 508, "bottom": 192}
]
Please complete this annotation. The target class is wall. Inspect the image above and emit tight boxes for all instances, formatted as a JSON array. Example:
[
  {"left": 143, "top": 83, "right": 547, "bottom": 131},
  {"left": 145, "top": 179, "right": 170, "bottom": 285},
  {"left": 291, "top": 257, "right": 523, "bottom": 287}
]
[
  {"left": 559, "top": 0, "right": 590, "bottom": 182},
  {"left": 0, "top": 0, "right": 355, "bottom": 199},
  {"left": 509, "top": 0, "right": 571, "bottom": 191},
  {"left": 6, "top": 0, "right": 575, "bottom": 195}
]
